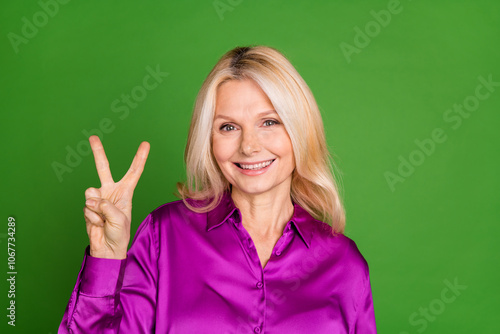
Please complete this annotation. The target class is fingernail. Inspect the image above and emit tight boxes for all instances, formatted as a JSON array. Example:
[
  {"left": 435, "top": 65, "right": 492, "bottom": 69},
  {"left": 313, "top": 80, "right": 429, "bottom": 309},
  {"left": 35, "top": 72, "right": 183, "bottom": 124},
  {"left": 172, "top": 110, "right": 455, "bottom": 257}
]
[{"left": 86, "top": 199, "right": 96, "bottom": 207}]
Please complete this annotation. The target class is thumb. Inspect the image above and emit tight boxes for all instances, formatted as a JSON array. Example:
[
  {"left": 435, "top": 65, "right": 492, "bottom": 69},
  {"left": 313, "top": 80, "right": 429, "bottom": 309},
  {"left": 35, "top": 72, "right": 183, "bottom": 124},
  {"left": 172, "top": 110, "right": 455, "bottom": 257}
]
[{"left": 85, "top": 198, "right": 126, "bottom": 225}]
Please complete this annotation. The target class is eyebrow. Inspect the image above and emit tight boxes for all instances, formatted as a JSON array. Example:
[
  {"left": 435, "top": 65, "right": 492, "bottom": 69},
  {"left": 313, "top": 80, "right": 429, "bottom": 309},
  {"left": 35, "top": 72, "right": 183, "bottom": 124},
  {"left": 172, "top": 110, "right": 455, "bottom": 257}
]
[{"left": 213, "top": 110, "right": 277, "bottom": 121}]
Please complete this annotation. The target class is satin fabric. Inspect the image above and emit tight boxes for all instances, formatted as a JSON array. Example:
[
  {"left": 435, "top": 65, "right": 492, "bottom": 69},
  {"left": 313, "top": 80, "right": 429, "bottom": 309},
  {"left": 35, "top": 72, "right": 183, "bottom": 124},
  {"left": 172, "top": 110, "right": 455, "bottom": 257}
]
[{"left": 58, "top": 192, "right": 377, "bottom": 333}]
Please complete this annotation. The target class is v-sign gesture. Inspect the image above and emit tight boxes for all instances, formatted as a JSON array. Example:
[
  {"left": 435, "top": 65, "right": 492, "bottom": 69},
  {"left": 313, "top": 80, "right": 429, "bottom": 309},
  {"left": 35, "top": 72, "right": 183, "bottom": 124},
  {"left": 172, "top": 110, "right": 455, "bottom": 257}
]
[{"left": 83, "top": 135, "right": 150, "bottom": 259}]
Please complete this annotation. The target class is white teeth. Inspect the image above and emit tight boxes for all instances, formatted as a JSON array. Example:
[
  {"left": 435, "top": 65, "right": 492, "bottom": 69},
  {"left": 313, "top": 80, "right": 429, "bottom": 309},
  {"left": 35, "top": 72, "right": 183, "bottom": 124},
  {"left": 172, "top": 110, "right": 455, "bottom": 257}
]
[{"left": 239, "top": 160, "right": 273, "bottom": 170}]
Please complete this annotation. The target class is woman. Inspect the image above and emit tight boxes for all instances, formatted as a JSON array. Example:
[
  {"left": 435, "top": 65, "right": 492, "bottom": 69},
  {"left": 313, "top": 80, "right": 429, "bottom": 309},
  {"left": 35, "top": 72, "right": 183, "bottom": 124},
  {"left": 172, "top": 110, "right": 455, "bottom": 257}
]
[{"left": 58, "top": 46, "right": 377, "bottom": 333}]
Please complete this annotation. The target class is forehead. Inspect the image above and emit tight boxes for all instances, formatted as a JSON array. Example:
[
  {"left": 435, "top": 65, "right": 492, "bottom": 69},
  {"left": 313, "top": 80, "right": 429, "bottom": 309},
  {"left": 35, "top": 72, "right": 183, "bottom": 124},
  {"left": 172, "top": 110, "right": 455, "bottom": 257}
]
[{"left": 214, "top": 79, "right": 274, "bottom": 117}]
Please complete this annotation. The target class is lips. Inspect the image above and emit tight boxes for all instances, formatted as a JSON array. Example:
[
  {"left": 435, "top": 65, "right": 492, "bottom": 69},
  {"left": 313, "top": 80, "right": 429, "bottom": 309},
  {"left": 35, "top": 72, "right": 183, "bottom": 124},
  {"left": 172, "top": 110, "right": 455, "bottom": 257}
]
[{"left": 235, "top": 159, "right": 275, "bottom": 170}]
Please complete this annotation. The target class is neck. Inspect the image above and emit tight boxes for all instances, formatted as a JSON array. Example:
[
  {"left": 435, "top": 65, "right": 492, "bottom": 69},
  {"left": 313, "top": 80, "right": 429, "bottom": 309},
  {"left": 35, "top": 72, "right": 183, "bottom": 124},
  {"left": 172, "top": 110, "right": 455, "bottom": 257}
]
[{"left": 231, "top": 185, "right": 294, "bottom": 239}]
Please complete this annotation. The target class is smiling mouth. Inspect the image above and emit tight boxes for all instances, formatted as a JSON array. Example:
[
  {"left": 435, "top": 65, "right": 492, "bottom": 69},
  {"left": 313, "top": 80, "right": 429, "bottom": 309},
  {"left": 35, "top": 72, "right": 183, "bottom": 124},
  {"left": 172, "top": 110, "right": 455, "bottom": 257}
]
[{"left": 234, "top": 159, "right": 275, "bottom": 170}]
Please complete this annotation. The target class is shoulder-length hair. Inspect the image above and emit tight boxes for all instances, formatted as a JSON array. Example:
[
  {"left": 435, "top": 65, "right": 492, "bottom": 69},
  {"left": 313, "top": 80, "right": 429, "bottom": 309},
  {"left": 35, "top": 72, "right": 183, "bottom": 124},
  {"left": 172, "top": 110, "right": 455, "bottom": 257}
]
[{"left": 176, "top": 45, "right": 346, "bottom": 234}]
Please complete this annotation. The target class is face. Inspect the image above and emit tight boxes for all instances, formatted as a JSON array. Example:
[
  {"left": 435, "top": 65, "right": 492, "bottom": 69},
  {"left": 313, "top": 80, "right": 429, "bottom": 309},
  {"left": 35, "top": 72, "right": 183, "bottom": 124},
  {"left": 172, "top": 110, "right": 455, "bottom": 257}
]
[{"left": 212, "top": 79, "right": 295, "bottom": 198}]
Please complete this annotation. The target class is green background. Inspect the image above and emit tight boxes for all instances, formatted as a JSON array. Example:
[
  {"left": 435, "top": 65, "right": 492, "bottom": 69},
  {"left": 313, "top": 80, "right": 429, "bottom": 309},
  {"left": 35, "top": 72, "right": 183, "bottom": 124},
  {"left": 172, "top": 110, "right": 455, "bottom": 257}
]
[{"left": 1, "top": 0, "right": 499, "bottom": 333}]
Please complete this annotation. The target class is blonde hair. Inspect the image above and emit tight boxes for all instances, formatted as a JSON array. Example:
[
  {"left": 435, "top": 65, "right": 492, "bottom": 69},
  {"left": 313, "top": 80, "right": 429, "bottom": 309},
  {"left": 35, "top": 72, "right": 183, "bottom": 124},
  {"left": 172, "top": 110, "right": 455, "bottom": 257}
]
[{"left": 176, "top": 45, "right": 346, "bottom": 234}]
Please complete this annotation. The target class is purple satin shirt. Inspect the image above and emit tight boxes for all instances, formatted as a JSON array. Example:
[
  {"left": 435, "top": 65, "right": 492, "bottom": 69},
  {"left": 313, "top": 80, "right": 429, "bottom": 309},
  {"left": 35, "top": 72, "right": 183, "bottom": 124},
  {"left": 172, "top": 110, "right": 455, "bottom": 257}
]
[{"left": 58, "top": 192, "right": 377, "bottom": 333}]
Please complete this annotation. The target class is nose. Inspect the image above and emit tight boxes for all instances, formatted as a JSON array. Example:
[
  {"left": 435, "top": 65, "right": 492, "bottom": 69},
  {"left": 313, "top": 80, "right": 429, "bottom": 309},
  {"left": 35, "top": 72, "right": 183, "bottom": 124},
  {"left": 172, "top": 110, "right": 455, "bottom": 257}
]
[{"left": 240, "top": 128, "right": 261, "bottom": 156}]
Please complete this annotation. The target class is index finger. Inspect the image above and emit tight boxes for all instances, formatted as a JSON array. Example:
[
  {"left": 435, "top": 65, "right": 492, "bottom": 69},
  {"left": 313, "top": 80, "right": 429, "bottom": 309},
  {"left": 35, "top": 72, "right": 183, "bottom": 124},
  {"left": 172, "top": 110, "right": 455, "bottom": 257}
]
[{"left": 89, "top": 135, "right": 114, "bottom": 185}]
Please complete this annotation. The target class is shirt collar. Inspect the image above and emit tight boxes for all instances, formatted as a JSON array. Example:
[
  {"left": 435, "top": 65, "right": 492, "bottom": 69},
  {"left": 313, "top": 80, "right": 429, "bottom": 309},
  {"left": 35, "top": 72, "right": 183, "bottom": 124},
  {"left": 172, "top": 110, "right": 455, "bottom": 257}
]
[{"left": 206, "top": 191, "right": 314, "bottom": 248}]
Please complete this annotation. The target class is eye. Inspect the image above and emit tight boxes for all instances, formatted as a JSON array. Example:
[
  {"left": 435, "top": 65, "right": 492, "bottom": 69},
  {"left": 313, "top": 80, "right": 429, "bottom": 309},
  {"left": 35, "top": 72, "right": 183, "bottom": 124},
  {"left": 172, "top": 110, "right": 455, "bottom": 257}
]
[
  {"left": 220, "top": 124, "right": 236, "bottom": 132},
  {"left": 263, "top": 119, "right": 279, "bottom": 127}
]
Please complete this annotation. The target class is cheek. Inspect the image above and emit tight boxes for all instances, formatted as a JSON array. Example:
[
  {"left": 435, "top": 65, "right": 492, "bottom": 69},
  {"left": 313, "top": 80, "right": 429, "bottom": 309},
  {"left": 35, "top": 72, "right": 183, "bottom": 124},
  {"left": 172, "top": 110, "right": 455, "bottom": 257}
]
[
  {"left": 276, "top": 136, "right": 295, "bottom": 169},
  {"left": 283, "top": 142, "right": 295, "bottom": 168},
  {"left": 212, "top": 136, "right": 233, "bottom": 163},
  {"left": 267, "top": 132, "right": 294, "bottom": 158}
]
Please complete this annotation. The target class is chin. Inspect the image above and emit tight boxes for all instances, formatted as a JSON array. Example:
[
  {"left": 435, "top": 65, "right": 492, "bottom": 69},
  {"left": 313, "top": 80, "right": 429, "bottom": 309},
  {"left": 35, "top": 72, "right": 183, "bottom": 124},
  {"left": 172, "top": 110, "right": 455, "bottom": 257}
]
[
  {"left": 233, "top": 179, "right": 287, "bottom": 197},
  {"left": 235, "top": 187, "right": 269, "bottom": 196}
]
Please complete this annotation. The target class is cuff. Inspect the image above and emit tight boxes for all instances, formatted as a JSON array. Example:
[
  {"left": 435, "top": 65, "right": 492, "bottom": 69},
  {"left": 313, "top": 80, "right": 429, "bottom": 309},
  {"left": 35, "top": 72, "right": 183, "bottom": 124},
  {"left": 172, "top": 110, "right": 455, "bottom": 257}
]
[{"left": 80, "top": 246, "right": 127, "bottom": 297}]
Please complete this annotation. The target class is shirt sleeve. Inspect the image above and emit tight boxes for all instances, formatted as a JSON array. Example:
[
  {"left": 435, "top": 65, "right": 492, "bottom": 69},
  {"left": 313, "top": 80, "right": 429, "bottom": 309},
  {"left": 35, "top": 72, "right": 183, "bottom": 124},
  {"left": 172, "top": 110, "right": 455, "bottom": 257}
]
[
  {"left": 353, "top": 273, "right": 377, "bottom": 334},
  {"left": 58, "top": 212, "right": 158, "bottom": 334}
]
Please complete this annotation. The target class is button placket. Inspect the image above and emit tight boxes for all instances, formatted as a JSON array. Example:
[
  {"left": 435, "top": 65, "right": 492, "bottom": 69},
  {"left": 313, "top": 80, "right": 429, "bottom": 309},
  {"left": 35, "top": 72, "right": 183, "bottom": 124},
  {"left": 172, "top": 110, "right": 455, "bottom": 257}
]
[
  {"left": 273, "top": 230, "right": 291, "bottom": 257},
  {"left": 234, "top": 221, "right": 267, "bottom": 276},
  {"left": 230, "top": 213, "right": 267, "bottom": 334}
]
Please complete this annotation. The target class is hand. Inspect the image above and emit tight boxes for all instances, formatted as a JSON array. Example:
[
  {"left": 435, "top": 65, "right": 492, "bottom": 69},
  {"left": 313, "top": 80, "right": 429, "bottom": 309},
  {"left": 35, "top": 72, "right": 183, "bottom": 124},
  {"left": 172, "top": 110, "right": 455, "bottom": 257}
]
[{"left": 83, "top": 136, "right": 150, "bottom": 259}]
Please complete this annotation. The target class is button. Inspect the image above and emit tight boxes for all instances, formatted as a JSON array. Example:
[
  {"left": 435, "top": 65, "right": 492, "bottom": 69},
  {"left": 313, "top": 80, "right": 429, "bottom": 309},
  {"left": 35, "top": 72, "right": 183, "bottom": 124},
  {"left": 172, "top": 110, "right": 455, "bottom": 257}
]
[
  {"left": 256, "top": 281, "right": 263, "bottom": 289},
  {"left": 275, "top": 250, "right": 282, "bottom": 256},
  {"left": 254, "top": 326, "right": 261, "bottom": 333}
]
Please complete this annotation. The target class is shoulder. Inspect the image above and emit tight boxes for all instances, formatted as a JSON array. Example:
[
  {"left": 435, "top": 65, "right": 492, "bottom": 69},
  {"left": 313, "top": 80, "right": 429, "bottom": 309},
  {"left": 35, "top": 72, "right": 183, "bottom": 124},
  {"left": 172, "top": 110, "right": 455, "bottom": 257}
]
[
  {"left": 146, "top": 198, "right": 208, "bottom": 230},
  {"left": 311, "top": 220, "right": 370, "bottom": 278},
  {"left": 150, "top": 198, "right": 186, "bottom": 217}
]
